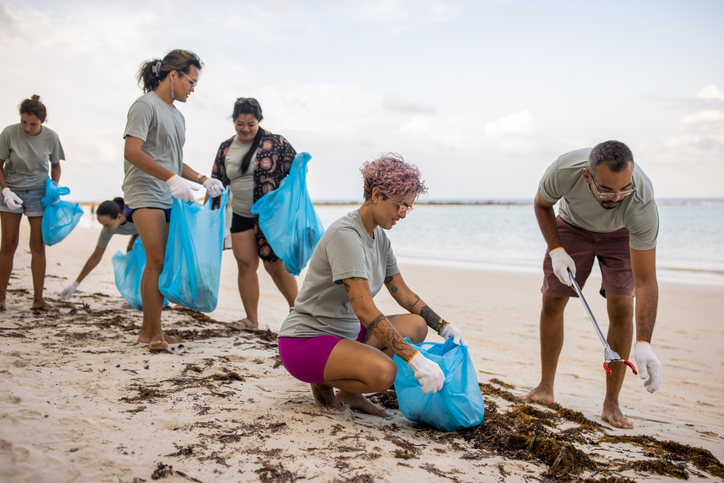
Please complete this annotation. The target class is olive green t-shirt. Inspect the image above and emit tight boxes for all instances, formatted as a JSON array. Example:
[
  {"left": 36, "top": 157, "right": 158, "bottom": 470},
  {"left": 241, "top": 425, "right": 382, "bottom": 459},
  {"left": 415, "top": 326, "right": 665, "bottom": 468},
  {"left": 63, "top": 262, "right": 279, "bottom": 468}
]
[{"left": 538, "top": 148, "right": 659, "bottom": 250}]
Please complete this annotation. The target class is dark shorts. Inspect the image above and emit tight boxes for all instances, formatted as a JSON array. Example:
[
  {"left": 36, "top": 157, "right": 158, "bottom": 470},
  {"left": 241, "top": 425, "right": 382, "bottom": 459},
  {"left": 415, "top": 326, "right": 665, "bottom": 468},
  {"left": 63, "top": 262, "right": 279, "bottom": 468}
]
[
  {"left": 124, "top": 206, "right": 171, "bottom": 224},
  {"left": 230, "top": 213, "right": 255, "bottom": 233},
  {"left": 542, "top": 217, "right": 635, "bottom": 298},
  {"left": 278, "top": 323, "right": 367, "bottom": 384}
]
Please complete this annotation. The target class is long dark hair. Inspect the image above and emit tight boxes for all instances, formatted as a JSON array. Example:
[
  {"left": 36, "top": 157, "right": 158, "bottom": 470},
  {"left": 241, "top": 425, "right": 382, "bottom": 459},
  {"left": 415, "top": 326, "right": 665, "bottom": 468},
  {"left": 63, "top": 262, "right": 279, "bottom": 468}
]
[
  {"left": 97, "top": 197, "right": 125, "bottom": 218},
  {"left": 233, "top": 98, "right": 264, "bottom": 175},
  {"left": 19, "top": 95, "right": 47, "bottom": 123},
  {"left": 137, "top": 49, "right": 203, "bottom": 94}
]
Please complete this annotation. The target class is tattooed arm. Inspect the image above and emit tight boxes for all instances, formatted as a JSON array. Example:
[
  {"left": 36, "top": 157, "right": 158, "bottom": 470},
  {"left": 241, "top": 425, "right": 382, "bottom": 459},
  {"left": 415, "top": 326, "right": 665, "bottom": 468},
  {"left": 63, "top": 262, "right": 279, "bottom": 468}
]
[
  {"left": 383, "top": 273, "right": 449, "bottom": 334},
  {"left": 342, "top": 277, "right": 417, "bottom": 362}
]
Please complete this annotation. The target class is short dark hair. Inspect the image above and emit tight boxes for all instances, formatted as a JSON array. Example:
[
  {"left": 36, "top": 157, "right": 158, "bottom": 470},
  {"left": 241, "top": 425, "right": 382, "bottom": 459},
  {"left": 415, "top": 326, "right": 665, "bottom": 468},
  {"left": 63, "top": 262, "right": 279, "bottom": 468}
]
[
  {"left": 19, "top": 95, "right": 47, "bottom": 123},
  {"left": 137, "top": 49, "right": 203, "bottom": 93},
  {"left": 97, "top": 198, "right": 125, "bottom": 218},
  {"left": 588, "top": 140, "right": 634, "bottom": 176}
]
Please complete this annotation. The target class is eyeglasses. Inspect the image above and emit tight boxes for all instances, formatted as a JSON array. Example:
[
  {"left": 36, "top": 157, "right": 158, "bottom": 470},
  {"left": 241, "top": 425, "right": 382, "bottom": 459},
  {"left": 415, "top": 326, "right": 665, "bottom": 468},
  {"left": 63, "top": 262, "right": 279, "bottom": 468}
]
[
  {"left": 179, "top": 71, "right": 198, "bottom": 89},
  {"left": 236, "top": 97, "right": 260, "bottom": 107},
  {"left": 590, "top": 176, "right": 636, "bottom": 200},
  {"left": 395, "top": 202, "right": 414, "bottom": 216}
]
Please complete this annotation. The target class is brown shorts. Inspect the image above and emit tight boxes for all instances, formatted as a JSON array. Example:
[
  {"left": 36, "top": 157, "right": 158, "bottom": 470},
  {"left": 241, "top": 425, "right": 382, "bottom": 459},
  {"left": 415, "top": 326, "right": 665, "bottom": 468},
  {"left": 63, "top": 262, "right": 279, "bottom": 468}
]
[{"left": 542, "top": 217, "right": 635, "bottom": 298}]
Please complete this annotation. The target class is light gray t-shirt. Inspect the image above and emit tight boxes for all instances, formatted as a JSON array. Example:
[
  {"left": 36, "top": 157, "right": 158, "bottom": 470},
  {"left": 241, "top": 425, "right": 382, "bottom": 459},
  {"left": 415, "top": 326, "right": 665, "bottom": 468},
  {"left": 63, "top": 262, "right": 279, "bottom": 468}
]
[
  {"left": 0, "top": 124, "right": 65, "bottom": 190},
  {"left": 225, "top": 136, "right": 256, "bottom": 217},
  {"left": 538, "top": 148, "right": 659, "bottom": 251},
  {"left": 279, "top": 210, "right": 400, "bottom": 339},
  {"left": 122, "top": 92, "right": 185, "bottom": 209},
  {"left": 97, "top": 221, "right": 138, "bottom": 248}
]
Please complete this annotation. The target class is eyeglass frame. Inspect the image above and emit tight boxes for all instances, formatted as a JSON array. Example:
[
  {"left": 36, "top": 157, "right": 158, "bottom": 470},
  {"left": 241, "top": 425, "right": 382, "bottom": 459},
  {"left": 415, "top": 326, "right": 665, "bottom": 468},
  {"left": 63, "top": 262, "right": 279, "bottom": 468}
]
[
  {"left": 589, "top": 175, "right": 636, "bottom": 200},
  {"left": 235, "top": 97, "right": 260, "bottom": 107},
  {"left": 179, "top": 71, "right": 198, "bottom": 89}
]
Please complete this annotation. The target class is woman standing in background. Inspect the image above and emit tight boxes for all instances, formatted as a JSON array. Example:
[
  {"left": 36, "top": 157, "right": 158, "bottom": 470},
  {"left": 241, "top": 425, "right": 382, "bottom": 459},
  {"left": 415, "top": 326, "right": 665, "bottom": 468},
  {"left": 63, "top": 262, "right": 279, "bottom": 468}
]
[{"left": 0, "top": 95, "right": 65, "bottom": 313}]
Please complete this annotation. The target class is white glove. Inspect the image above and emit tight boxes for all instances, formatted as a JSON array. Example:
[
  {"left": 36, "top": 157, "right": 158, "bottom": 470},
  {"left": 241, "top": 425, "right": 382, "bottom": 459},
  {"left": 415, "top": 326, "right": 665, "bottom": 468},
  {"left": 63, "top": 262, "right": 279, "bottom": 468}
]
[
  {"left": 549, "top": 247, "right": 576, "bottom": 286},
  {"left": 634, "top": 341, "right": 661, "bottom": 393},
  {"left": 2, "top": 188, "right": 23, "bottom": 210},
  {"left": 408, "top": 351, "right": 445, "bottom": 394},
  {"left": 440, "top": 324, "right": 468, "bottom": 346},
  {"left": 166, "top": 175, "right": 199, "bottom": 202},
  {"left": 202, "top": 177, "right": 224, "bottom": 198},
  {"left": 59, "top": 281, "right": 80, "bottom": 301}
]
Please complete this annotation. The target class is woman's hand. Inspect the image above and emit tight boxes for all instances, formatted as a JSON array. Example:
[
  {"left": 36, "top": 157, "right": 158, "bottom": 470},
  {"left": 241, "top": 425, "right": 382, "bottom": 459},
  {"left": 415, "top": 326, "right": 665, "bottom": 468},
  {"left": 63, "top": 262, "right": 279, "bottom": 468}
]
[
  {"left": 202, "top": 177, "right": 224, "bottom": 198},
  {"left": 440, "top": 324, "right": 468, "bottom": 346}
]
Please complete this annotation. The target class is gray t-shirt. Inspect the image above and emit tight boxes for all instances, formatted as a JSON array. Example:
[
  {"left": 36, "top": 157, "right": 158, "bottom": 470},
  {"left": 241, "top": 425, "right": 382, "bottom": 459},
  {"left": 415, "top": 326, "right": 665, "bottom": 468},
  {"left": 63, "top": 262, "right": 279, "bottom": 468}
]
[
  {"left": 122, "top": 92, "right": 185, "bottom": 209},
  {"left": 97, "top": 221, "right": 138, "bottom": 248},
  {"left": 0, "top": 124, "right": 65, "bottom": 190},
  {"left": 225, "top": 136, "right": 256, "bottom": 217},
  {"left": 279, "top": 210, "right": 400, "bottom": 339},
  {"left": 538, "top": 148, "right": 659, "bottom": 250}
]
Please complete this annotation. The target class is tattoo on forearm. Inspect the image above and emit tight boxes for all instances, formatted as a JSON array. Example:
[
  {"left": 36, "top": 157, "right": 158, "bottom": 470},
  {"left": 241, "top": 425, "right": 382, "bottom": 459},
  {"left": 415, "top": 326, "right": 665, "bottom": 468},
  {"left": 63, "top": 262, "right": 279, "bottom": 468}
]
[
  {"left": 367, "top": 314, "right": 415, "bottom": 359},
  {"left": 409, "top": 294, "right": 420, "bottom": 310},
  {"left": 420, "top": 305, "right": 446, "bottom": 332},
  {"left": 343, "top": 282, "right": 351, "bottom": 292},
  {"left": 384, "top": 276, "right": 393, "bottom": 284}
]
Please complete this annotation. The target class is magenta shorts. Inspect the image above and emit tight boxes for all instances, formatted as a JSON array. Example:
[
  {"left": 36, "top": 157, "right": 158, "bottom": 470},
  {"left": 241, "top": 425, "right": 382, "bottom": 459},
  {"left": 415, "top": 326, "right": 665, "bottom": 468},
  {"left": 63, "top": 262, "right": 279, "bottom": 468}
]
[
  {"left": 278, "top": 323, "right": 367, "bottom": 384},
  {"left": 542, "top": 217, "right": 635, "bottom": 298}
]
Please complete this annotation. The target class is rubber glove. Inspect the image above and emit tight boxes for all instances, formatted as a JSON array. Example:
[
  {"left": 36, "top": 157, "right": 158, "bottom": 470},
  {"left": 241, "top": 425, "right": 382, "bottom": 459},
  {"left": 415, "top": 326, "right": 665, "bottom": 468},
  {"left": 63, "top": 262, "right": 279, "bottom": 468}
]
[
  {"left": 408, "top": 351, "right": 445, "bottom": 394},
  {"left": 2, "top": 188, "right": 23, "bottom": 210},
  {"left": 549, "top": 247, "right": 576, "bottom": 286},
  {"left": 59, "top": 281, "right": 80, "bottom": 301},
  {"left": 634, "top": 341, "right": 661, "bottom": 393},
  {"left": 202, "top": 177, "right": 224, "bottom": 198},
  {"left": 440, "top": 324, "right": 468, "bottom": 346},
  {"left": 166, "top": 175, "right": 198, "bottom": 202}
]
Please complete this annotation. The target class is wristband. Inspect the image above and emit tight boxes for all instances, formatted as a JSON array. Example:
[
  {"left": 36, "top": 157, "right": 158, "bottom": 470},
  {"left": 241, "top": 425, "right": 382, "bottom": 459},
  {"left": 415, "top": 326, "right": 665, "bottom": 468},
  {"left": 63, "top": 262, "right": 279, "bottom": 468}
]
[{"left": 196, "top": 173, "right": 207, "bottom": 183}]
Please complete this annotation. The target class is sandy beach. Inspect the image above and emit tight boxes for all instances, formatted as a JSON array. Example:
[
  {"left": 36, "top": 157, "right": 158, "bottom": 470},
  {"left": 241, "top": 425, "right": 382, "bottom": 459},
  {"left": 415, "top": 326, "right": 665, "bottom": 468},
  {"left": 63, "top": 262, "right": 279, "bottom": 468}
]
[{"left": 1, "top": 218, "right": 723, "bottom": 482}]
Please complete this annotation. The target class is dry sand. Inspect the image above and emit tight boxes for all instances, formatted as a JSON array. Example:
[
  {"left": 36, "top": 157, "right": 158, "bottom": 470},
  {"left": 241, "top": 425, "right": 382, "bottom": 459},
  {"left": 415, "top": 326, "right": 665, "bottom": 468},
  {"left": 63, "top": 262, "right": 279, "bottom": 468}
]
[{"left": 1, "top": 219, "right": 723, "bottom": 482}]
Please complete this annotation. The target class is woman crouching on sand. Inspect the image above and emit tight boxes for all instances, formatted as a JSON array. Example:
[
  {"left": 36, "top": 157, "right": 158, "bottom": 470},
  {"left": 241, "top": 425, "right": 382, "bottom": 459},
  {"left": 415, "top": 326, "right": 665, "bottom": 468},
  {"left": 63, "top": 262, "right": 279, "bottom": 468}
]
[{"left": 277, "top": 153, "right": 468, "bottom": 416}]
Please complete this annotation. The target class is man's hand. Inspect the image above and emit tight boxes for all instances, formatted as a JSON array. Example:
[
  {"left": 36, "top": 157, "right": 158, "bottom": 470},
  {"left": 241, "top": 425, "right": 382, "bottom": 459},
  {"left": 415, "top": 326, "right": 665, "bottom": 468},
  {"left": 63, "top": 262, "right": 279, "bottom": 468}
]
[
  {"left": 634, "top": 341, "right": 661, "bottom": 393},
  {"left": 440, "top": 324, "right": 468, "bottom": 346},
  {"left": 203, "top": 177, "right": 224, "bottom": 198},
  {"left": 408, "top": 351, "right": 445, "bottom": 394},
  {"left": 550, "top": 247, "right": 576, "bottom": 286}
]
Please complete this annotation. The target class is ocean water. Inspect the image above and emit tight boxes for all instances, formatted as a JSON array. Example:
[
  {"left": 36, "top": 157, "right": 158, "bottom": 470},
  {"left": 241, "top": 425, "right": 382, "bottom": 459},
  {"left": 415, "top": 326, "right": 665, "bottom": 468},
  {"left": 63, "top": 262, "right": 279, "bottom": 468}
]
[{"left": 313, "top": 200, "right": 724, "bottom": 285}]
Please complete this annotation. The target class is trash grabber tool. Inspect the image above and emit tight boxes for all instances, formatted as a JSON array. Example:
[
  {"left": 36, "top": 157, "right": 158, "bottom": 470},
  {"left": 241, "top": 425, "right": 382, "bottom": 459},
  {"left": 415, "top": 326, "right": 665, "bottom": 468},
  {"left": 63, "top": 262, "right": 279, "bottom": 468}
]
[{"left": 567, "top": 269, "right": 637, "bottom": 376}]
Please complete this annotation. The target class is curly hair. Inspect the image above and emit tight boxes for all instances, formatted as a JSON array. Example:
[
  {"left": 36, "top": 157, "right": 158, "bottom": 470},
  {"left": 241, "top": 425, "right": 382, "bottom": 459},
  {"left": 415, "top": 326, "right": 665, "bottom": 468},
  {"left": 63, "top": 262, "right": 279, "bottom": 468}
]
[
  {"left": 588, "top": 140, "right": 634, "bottom": 176},
  {"left": 360, "top": 153, "right": 428, "bottom": 202}
]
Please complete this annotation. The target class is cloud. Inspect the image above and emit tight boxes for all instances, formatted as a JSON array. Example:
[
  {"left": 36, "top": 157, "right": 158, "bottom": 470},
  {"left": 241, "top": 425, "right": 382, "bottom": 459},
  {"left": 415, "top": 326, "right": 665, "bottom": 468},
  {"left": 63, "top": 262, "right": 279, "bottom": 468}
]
[
  {"left": 695, "top": 84, "right": 724, "bottom": 101},
  {"left": 382, "top": 94, "right": 434, "bottom": 114},
  {"left": 482, "top": 110, "right": 537, "bottom": 153},
  {"left": 346, "top": 0, "right": 459, "bottom": 33},
  {"left": 399, "top": 114, "right": 469, "bottom": 148},
  {"left": 682, "top": 110, "right": 724, "bottom": 124}
]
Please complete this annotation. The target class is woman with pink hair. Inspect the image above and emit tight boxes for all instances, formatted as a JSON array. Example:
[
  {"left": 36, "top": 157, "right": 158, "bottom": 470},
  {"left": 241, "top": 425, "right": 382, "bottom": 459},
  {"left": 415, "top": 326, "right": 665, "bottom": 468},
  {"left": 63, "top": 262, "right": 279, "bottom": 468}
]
[{"left": 278, "top": 153, "right": 468, "bottom": 416}]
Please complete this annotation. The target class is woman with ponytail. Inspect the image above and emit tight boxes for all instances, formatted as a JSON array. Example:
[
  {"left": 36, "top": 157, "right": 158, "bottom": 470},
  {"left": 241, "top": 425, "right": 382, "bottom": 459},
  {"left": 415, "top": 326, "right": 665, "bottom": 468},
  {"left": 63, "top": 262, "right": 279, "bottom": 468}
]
[
  {"left": 207, "top": 98, "right": 298, "bottom": 329},
  {"left": 122, "top": 49, "right": 223, "bottom": 351},
  {"left": 0, "top": 95, "right": 65, "bottom": 313},
  {"left": 58, "top": 198, "right": 139, "bottom": 301}
]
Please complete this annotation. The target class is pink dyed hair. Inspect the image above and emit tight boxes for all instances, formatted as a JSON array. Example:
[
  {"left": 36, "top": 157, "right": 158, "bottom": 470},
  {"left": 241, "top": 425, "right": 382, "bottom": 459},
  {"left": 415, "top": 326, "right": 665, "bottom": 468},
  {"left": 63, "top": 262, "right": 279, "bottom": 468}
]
[{"left": 360, "top": 153, "right": 428, "bottom": 201}]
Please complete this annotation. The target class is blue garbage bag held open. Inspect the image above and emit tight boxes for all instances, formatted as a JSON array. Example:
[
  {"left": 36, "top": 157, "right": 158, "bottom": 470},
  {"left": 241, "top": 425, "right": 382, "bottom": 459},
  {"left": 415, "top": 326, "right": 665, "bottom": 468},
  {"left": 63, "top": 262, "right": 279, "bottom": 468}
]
[
  {"left": 251, "top": 152, "right": 323, "bottom": 276},
  {"left": 393, "top": 338, "right": 485, "bottom": 432},
  {"left": 112, "top": 237, "right": 168, "bottom": 310},
  {"left": 158, "top": 190, "right": 228, "bottom": 312},
  {"left": 41, "top": 178, "right": 84, "bottom": 246}
]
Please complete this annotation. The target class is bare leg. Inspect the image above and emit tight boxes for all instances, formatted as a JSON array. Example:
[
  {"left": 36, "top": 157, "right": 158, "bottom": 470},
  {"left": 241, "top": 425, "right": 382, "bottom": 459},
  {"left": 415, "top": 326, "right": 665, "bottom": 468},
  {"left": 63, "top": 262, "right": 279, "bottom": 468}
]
[
  {"left": 263, "top": 259, "right": 298, "bottom": 308},
  {"left": 231, "top": 230, "right": 260, "bottom": 326},
  {"left": 521, "top": 295, "right": 569, "bottom": 403},
  {"left": 321, "top": 313, "right": 429, "bottom": 417},
  {"left": 0, "top": 212, "right": 22, "bottom": 306},
  {"left": 601, "top": 292, "right": 634, "bottom": 429},
  {"left": 27, "top": 216, "right": 50, "bottom": 309},
  {"left": 132, "top": 209, "right": 180, "bottom": 350}
]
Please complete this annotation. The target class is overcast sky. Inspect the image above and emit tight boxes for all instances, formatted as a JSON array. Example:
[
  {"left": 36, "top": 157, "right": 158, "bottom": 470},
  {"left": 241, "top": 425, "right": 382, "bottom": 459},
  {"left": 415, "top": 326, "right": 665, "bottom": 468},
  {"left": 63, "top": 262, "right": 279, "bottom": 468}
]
[{"left": 1, "top": 0, "right": 722, "bottom": 202}]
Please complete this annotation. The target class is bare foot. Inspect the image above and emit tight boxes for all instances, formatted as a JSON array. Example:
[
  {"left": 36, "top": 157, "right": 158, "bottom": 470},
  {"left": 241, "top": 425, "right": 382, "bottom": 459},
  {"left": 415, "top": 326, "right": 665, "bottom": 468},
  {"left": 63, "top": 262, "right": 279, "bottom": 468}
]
[
  {"left": 601, "top": 403, "right": 633, "bottom": 429},
  {"left": 311, "top": 383, "right": 341, "bottom": 409},
  {"left": 337, "top": 390, "right": 389, "bottom": 417},
  {"left": 149, "top": 340, "right": 169, "bottom": 351},
  {"left": 137, "top": 334, "right": 185, "bottom": 344},
  {"left": 519, "top": 384, "right": 555, "bottom": 404}
]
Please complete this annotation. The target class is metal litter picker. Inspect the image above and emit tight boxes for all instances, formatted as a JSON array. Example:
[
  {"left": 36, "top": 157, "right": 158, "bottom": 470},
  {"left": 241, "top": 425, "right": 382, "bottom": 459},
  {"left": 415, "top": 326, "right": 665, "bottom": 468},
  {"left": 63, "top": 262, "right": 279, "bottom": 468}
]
[{"left": 567, "top": 269, "right": 638, "bottom": 376}]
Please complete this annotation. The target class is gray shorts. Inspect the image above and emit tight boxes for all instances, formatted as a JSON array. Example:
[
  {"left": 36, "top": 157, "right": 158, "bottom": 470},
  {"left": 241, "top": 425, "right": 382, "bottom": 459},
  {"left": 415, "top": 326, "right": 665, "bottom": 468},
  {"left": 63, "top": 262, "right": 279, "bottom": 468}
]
[
  {"left": 0, "top": 187, "right": 46, "bottom": 217},
  {"left": 542, "top": 217, "right": 635, "bottom": 298}
]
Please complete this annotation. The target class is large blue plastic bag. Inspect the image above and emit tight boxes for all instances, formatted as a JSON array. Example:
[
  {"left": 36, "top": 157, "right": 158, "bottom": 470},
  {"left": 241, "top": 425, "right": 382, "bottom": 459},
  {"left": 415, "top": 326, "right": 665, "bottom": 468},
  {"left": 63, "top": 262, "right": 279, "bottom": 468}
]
[
  {"left": 41, "top": 178, "right": 83, "bottom": 246},
  {"left": 393, "top": 338, "right": 485, "bottom": 432},
  {"left": 158, "top": 190, "right": 227, "bottom": 312},
  {"left": 111, "top": 238, "right": 168, "bottom": 310},
  {"left": 251, "top": 152, "right": 323, "bottom": 276}
]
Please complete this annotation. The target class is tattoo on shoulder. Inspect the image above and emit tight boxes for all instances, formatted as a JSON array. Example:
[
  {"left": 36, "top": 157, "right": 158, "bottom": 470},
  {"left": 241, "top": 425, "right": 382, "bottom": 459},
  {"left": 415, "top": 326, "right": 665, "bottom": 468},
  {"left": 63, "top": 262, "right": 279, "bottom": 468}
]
[
  {"left": 343, "top": 282, "right": 351, "bottom": 293},
  {"left": 384, "top": 276, "right": 393, "bottom": 284}
]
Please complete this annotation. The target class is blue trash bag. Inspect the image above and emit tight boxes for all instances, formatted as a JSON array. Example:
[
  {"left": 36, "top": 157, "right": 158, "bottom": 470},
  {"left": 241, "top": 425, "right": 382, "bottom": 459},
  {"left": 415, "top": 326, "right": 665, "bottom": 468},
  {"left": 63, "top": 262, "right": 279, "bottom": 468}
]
[
  {"left": 251, "top": 152, "right": 323, "bottom": 276},
  {"left": 393, "top": 338, "right": 485, "bottom": 432},
  {"left": 41, "top": 178, "right": 83, "bottom": 246},
  {"left": 111, "top": 237, "right": 168, "bottom": 310},
  {"left": 158, "top": 190, "right": 228, "bottom": 312}
]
